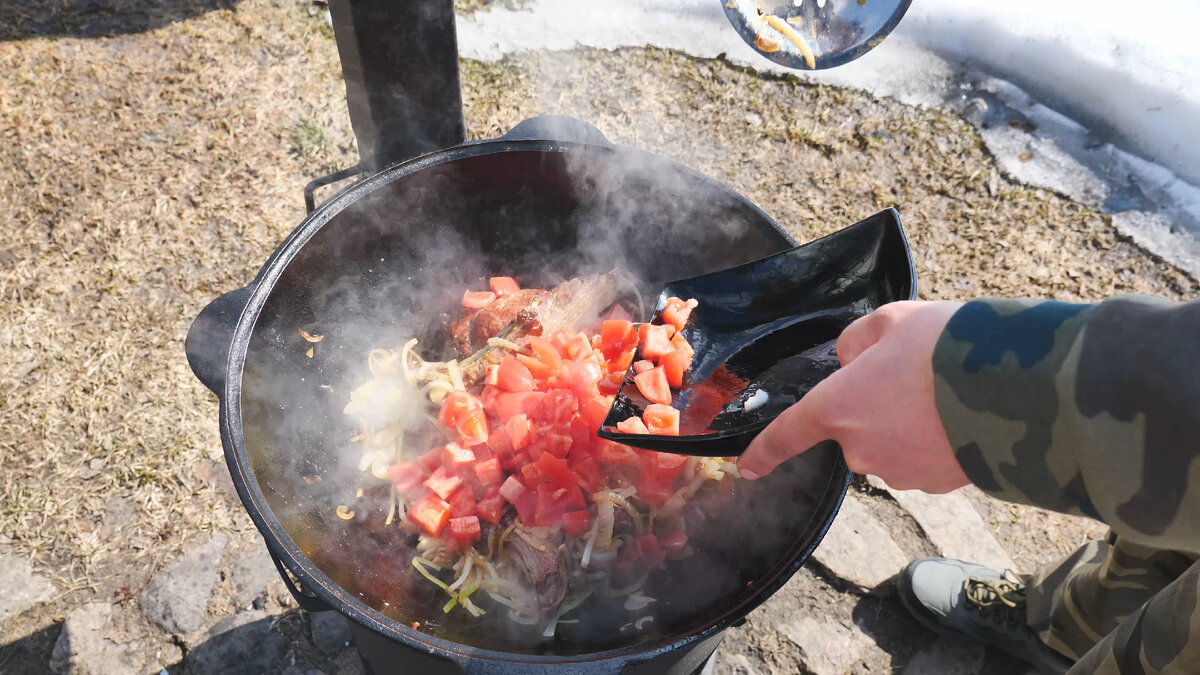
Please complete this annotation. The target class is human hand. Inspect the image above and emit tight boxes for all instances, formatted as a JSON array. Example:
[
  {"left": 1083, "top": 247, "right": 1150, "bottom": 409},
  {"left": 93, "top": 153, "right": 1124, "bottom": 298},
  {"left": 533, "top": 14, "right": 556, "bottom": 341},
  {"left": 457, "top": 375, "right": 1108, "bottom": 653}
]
[{"left": 738, "top": 300, "right": 970, "bottom": 493}]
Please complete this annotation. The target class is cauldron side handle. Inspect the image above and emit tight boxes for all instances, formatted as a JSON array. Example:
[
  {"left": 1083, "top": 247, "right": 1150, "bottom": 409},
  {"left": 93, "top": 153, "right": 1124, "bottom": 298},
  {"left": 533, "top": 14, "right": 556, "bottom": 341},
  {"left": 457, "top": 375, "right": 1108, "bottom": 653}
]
[
  {"left": 500, "top": 115, "right": 613, "bottom": 146},
  {"left": 185, "top": 286, "right": 253, "bottom": 395}
]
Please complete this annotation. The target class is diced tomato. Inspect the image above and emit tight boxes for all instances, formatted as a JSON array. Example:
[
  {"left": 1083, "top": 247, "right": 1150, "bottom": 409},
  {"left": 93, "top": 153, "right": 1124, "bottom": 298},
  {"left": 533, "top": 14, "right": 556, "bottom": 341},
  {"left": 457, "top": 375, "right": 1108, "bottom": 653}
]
[
  {"left": 616, "top": 417, "right": 650, "bottom": 434},
  {"left": 529, "top": 336, "right": 563, "bottom": 372},
  {"left": 643, "top": 403, "right": 681, "bottom": 436},
  {"left": 447, "top": 486, "right": 476, "bottom": 518},
  {"left": 534, "top": 453, "right": 575, "bottom": 489},
  {"left": 499, "top": 475, "right": 527, "bottom": 504},
  {"left": 475, "top": 493, "right": 505, "bottom": 524},
  {"left": 514, "top": 490, "right": 537, "bottom": 526},
  {"left": 442, "top": 442, "right": 476, "bottom": 471},
  {"left": 499, "top": 450, "right": 528, "bottom": 472},
  {"left": 603, "top": 304, "right": 634, "bottom": 323},
  {"left": 563, "top": 510, "right": 591, "bottom": 535},
  {"left": 497, "top": 355, "right": 535, "bottom": 392},
  {"left": 639, "top": 478, "right": 674, "bottom": 506},
  {"left": 495, "top": 391, "right": 542, "bottom": 424},
  {"left": 556, "top": 360, "right": 602, "bottom": 407},
  {"left": 533, "top": 389, "right": 577, "bottom": 426},
  {"left": 563, "top": 332, "right": 593, "bottom": 360},
  {"left": 424, "top": 466, "right": 464, "bottom": 500},
  {"left": 598, "top": 371, "right": 623, "bottom": 395},
  {"left": 462, "top": 290, "right": 496, "bottom": 309},
  {"left": 386, "top": 461, "right": 426, "bottom": 493},
  {"left": 485, "top": 365, "right": 500, "bottom": 386},
  {"left": 506, "top": 413, "right": 531, "bottom": 450},
  {"left": 544, "top": 431, "right": 573, "bottom": 459},
  {"left": 515, "top": 353, "right": 552, "bottom": 380},
  {"left": 634, "top": 366, "right": 672, "bottom": 405},
  {"left": 594, "top": 439, "right": 639, "bottom": 464},
  {"left": 489, "top": 276, "right": 520, "bottom": 297},
  {"left": 641, "top": 451, "right": 688, "bottom": 488},
  {"left": 472, "top": 443, "right": 494, "bottom": 462},
  {"left": 563, "top": 485, "right": 587, "bottom": 510},
  {"left": 600, "top": 320, "right": 637, "bottom": 361},
  {"left": 670, "top": 333, "right": 694, "bottom": 360},
  {"left": 660, "top": 348, "right": 691, "bottom": 388},
  {"left": 474, "top": 457, "right": 503, "bottom": 487},
  {"left": 535, "top": 483, "right": 567, "bottom": 527},
  {"left": 571, "top": 455, "right": 604, "bottom": 493},
  {"left": 520, "top": 462, "right": 544, "bottom": 486},
  {"left": 661, "top": 297, "right": 699, "bottom": 332},
  {"left": 636, "top": 533, "right": 666, "bottom": 567},
  {"left": 448, "top": 515, "right": 482, "bottom": 545},
  {"left": 638, "top": 324, "right": 675, "bottom": 360},
  {"left": 632, "top": 360, "right": 654, "bottom": 375},
  {"left": 486, "top": 427, "right": 513, "bottom": 456},
  {"left": 569, "top": 417, "right": 593, "bottom": 457},
  {"left": 418, "top": 447, "right": 443, "bottom": 473},
  {"left": 584, "top": 396, "right": 613, "bottom": 430},
  {"left": 407, "top": 494, "right": 451, "bottom": 536},
  {"left": 456, "top": 411, "right": 489, "bottom": 447},
  {"left": 439, "top": 391, "right": 483, "bottom": 429},
  {"left": 661, "top": 530, "right": 688, "bottom": 552}
]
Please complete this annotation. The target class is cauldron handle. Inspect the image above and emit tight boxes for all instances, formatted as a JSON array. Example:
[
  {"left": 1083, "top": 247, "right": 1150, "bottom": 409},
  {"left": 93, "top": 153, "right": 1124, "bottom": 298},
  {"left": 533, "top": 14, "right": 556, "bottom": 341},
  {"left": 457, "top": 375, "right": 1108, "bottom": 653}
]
[
  {"left": 268, "top": 548, "right": 335, "bottom": 613},
  {"left": 499, "top": 115, "right": 612, "bottom": 146},
  {"left": 185, "top": 286, "right": 253, "bottom": 395}
]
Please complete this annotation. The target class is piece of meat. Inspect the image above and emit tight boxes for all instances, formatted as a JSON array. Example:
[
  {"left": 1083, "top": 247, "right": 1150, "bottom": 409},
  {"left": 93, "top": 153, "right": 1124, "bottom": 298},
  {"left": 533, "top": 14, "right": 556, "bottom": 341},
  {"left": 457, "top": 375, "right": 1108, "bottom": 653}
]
[
  {"left": 507, "top": 532, "right": 568, "bottom": 615},
  {"left": 457, "top": 289, "right": 550, "bottom": 355}
]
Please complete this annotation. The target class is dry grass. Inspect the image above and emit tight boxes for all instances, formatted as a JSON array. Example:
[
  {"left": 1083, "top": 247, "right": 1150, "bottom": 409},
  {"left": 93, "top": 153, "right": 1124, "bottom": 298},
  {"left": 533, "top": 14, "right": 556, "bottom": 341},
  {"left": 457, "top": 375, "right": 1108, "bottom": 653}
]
[{"left": 0, "top": 0, "right": 1193, "bottom": 640}]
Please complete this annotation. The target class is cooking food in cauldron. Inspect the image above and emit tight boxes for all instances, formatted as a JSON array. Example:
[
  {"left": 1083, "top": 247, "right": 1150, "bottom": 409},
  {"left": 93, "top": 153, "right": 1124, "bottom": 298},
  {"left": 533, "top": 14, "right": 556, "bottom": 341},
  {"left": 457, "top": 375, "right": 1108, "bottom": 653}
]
[{"left": 338, "top": 271, "right": 738, "bottom": 637}]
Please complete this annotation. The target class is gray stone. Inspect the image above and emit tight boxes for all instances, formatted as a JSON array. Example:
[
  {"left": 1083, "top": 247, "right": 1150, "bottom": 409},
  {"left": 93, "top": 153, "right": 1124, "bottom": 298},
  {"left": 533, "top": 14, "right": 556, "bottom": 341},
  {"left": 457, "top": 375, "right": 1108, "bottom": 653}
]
[
  {"left": 184, "top": 609, "right": 284, "bottom": 674},
  {"left": 333, "top": 647, "right": 366, "bottom": 675},
  {"left": 141, "top": 534, "right": 229, "bottom": 634},
  {"left": 905, "top": 637, "right": 986, "bottom": 675},
  {"left": 0, "top": 552, "right": 56, "bottom": 621},
  {"left": 310, "top": 611, "right": 353, "bottom": 655},
  {"left": 230, "top": 540, "right": 285, "bottom": 607},
  {"left": 812, "top": 493, "right": 908, "bottom": 590},
  {"left": 778, "top": 617, "right": 871, "bottom": 675},
  {"left": 49, "top": 603, "right": 149, "bottom": 675},
  {"left": 717, "top": 653, "right": 764, "bottom": 675},
  {"left": 883, "top": 486, "right": 1016, "bottom": 572}
]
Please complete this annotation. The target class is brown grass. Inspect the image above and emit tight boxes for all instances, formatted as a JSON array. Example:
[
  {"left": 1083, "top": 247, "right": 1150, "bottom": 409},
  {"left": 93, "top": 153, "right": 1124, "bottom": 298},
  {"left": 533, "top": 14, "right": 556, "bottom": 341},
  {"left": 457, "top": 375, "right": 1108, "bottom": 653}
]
[{"left": 0, "top": 0, "right": 1192, "bottom": 639}]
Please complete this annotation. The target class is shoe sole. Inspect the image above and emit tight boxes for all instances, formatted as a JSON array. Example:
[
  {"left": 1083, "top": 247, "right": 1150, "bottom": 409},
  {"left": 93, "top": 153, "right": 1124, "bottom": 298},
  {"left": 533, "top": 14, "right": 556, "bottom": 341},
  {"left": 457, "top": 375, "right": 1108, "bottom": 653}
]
[{"left": 895, "top": 566, "right": 1070, "bottom": 675}]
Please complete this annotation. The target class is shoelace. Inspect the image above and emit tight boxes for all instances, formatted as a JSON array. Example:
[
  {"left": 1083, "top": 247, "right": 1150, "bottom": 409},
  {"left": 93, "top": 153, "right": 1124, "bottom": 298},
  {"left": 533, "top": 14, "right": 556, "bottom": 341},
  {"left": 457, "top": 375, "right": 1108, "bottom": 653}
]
[{"left": 963, "top": 576, "right": 1027, "bottom": 628}]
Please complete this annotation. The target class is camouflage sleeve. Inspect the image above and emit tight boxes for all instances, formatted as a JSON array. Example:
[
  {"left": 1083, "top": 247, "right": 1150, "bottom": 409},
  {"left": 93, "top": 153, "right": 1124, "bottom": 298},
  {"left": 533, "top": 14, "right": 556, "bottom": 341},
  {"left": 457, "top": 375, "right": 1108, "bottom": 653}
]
[{"left": 932, "top": 295, "right": 1200, "bottom": 553}]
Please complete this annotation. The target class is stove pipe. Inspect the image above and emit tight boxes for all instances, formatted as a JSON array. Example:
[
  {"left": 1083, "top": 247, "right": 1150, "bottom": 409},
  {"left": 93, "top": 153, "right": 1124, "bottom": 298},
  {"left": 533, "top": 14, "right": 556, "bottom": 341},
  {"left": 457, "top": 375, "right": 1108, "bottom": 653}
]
[{"left": 327, "top": 0, "right": 467, "bottom": 173}]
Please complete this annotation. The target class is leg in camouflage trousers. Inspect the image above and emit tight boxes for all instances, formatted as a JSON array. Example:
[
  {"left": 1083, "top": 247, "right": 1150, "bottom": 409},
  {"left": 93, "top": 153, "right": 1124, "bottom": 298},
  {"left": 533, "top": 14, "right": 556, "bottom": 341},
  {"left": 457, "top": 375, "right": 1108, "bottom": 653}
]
[{"left": 1025, "top": 530, "right": 1200, "bottom": 672}]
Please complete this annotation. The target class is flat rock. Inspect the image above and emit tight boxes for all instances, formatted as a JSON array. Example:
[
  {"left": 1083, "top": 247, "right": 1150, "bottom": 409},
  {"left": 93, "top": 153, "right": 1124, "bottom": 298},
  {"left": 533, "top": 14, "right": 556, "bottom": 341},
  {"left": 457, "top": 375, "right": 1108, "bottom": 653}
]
[
  {"left": 332, "top": 647, "right": 366, "bottom": 675},
  {"left": 0, "top": 552, "right": 56, "bottom": 622},
  {"left": 184, "top": 609, "right": 284, "bottom": 674},
  {"left": 778, "top": 617, "right": 872, "bottom": 675},
  {"left": 141, "top": 534, "right": 229, "bottom": 634},
  {"left": 812, "top": 493, "right": 909, "bottom": 590},
  {"left": 229, "top": 540, "right": 285, "bottom": 608},
  {"left": 310, "top": 611, "right": 353, "bottom": 655},
  {"left": 49, "top": 602, "right": 178, "bottom": 675},
  {"left": 905, "top": 637, "right": 986, "bottom": 674},
  {"left": 881, "top": 486, "right": 1016, "bottom": 572}
]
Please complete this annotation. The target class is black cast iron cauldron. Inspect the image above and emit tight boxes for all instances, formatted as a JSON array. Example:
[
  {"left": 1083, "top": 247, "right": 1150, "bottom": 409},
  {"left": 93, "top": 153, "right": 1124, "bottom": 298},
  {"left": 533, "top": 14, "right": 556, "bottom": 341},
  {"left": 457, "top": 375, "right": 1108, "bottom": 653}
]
[{"left": 183, "top": 1, "right": 917, "bottom": 672}]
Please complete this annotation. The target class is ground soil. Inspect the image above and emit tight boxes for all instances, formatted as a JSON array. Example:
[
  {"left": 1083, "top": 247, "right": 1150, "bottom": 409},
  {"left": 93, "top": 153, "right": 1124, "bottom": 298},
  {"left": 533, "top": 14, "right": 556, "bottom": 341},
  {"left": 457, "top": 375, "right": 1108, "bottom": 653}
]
[{"left": 0, "top": 0, "right": 1192, "bottom": 671}]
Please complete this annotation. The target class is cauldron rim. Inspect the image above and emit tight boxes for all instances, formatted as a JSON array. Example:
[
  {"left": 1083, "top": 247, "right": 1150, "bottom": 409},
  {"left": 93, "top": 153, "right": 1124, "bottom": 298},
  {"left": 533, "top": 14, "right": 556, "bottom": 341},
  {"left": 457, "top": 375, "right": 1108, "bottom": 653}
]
[{"left": 208, "top": 137, "right": 854, "bottom": 667}]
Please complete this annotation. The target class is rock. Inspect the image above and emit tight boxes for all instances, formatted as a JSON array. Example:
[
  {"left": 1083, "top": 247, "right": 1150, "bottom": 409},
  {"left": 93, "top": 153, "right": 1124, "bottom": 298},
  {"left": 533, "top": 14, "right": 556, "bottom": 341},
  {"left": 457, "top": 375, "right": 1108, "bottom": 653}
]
[
  {"left": 812, "top": 493, "right": 908, "bottom": 590},
  {"left": 667, "top": 103, "right": 682, "bottom": 117},
  {"left": 49, "top": 602, "right": 178, "bottom": 675},
  {"left": 141, "top": 534, "right": 229, "bottom": 634},
  {"left": 883, "top": 487, "right": 1016, "bottom": 572},
  {"left": 744, "top": 112, "right": 763, "bottom": 127},
  {"left": 716, "top": 653, "right": 764, "bottom": 675},
  {"left": 905, "top": 637, "right": 985, "bottom": 674},
  {"left": 333, "top": 647, "right": 366, "bottom": 675},
  {"left": 229, "top": 540, "right": 285, "bottom": 607},
  {"left": 0, "top": 552, "right": 56, "bottom": 621},
  {"left": 184, "top": 609, "right": 284, "bottom": 674},
  {"left": 778, "top": 617, "right": 871, "bottom": 675},
  {"left": 310, "top": 611, "right": 353, "bottom": 655}
]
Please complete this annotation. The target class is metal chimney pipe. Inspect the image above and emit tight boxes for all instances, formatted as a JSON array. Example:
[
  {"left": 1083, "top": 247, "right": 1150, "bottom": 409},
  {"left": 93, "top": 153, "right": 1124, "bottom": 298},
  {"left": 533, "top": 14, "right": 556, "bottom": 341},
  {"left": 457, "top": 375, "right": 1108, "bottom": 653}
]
[{"left": 327, "top": 0, "right": 467, "bottom": 173}]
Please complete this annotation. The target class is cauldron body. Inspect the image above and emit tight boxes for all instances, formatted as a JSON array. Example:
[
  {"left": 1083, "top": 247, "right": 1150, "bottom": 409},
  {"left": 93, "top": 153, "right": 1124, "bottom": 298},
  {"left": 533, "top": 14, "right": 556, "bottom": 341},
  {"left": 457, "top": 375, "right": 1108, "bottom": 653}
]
[{"left": 185, "top": 123, "right": 912, "bottom": 673}]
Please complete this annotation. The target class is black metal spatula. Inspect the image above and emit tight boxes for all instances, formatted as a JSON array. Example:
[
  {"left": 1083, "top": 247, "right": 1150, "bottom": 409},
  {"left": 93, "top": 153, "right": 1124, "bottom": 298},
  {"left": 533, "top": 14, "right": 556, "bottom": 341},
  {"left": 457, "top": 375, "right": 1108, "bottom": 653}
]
[{"left": 596, "top": 208, "right": 917, "bottom": 457}]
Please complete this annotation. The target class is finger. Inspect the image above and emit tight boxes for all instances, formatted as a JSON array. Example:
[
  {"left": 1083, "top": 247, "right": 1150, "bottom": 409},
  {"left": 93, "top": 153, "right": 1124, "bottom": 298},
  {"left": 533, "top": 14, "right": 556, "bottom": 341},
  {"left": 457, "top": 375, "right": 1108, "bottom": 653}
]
[
  {"left": 836, "top": 310, "right": 889, "bottom": 367},
  {"left": 737, "top": 372, "right": 842, "bottom": 479}
]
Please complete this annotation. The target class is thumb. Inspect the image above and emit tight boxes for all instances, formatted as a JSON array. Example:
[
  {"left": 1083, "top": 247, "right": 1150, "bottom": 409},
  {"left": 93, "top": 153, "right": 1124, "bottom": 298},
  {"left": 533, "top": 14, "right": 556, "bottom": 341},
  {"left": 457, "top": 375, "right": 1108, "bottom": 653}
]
[{"left": 737, "top": 374, "right": 838, "bottom": 479}]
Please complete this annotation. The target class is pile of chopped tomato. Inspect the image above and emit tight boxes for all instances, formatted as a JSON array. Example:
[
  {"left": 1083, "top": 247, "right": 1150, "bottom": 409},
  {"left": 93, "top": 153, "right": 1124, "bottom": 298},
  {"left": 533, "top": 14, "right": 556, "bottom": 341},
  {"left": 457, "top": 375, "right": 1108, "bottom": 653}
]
[{"left": 387, "top": 279, "right": 701, "bottom": 563}]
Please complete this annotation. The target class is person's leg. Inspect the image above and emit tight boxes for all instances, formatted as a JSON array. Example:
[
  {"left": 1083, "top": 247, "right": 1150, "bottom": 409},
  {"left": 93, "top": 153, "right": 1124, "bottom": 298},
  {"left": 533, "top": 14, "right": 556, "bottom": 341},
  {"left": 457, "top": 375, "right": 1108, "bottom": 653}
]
[
  {"left": 1067, "top": 555, "right": 1200, "bottom": 673},
  {"left": 1026, "top": 530, "right": 1199, "bottom": 661}
]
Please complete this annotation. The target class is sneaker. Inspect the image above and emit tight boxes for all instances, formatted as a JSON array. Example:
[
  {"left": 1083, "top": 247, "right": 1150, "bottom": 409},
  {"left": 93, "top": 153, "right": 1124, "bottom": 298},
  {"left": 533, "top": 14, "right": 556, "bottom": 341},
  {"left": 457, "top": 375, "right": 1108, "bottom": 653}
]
[{"left": 897, "top": 557, "right": 1073, "bottom": 675}]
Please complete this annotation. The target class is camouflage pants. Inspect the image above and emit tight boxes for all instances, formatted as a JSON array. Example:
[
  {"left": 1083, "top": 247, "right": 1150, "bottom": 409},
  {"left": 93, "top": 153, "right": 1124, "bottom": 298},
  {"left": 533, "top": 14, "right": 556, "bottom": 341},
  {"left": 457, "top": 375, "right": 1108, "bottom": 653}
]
[{"left": 1026, "top": 530, "right": 1200, "bottom": 673}]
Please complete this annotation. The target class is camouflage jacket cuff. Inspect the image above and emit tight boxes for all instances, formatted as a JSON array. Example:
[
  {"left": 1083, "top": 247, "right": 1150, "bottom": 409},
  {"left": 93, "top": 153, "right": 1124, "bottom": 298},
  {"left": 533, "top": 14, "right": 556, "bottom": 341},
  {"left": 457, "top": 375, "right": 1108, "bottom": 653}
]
[{"left": 932, "top": 298, "right": 1099, "bottom": 517}]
